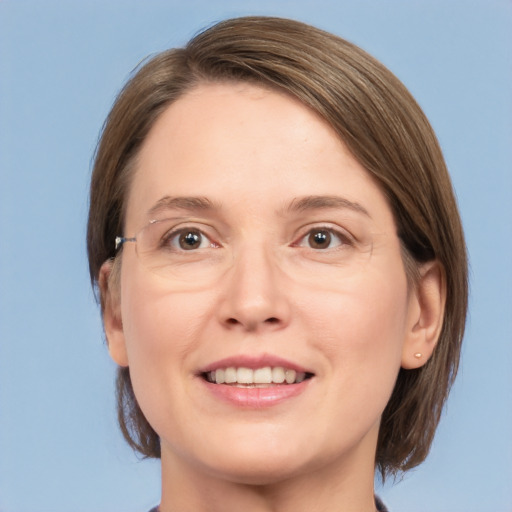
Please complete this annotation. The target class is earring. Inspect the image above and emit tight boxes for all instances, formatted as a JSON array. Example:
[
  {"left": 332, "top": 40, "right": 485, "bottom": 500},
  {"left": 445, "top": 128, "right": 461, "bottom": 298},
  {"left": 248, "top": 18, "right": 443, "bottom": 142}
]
[{"left": 414, "top": 353, "right": 422, "bottom": 359}]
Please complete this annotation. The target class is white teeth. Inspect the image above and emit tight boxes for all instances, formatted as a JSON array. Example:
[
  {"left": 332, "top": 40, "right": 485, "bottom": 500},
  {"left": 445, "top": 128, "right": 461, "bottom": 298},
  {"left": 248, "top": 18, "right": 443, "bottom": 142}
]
[
  {"left": 285, "top": 369, "right": 296, "bottom": 384},
  {"left": 224, "top": 367, "right": 237, "bottom": 383},
  {"left": 272, "top": 367, "right": 285, "bottom": 383},
  {"left": 295, "top": 372, "right": 306, "bottom": 383},
  {"left": 254, "top": 367, "right": 272, "bottom": 384},
  {"left": 215, "top": 368, "right": 225, "bottom": 384},
  {"left": 207, "top": 366, "right": 309, "bottom": 385},
  {"left": 236, "top": 367, "right": 253, "bottom": 384}
]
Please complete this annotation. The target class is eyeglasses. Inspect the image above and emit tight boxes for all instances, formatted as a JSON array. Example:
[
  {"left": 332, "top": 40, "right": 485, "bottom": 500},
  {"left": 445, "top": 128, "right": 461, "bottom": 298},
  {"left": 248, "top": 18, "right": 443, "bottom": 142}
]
[
  {"left": 114, "top": 218, "right": 226, "bottom": 283},
  {"left": 115, "top": 217, "right": 366, "bottom": 287}
]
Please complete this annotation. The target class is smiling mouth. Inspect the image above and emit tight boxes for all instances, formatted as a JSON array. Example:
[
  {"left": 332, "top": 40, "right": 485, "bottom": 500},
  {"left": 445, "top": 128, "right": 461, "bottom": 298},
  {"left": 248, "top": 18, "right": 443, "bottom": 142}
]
[{"left": 203, "top": 366, "right": 314, "bottom": 387}]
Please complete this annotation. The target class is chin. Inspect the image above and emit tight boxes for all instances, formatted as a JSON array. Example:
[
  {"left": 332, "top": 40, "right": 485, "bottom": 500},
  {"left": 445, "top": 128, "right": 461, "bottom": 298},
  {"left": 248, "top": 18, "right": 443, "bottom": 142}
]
[
  {"left": 206, "top": 457, "right": 310, "bottom": 486},
  {"left": 194, "top": 435, "right": 325, "bottom": 486}
]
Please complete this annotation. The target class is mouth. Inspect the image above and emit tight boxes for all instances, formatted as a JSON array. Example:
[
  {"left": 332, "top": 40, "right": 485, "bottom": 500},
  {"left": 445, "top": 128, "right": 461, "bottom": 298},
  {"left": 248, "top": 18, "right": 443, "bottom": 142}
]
[{"left": 202, "top": 366, "right": 314, "bottom": 387}]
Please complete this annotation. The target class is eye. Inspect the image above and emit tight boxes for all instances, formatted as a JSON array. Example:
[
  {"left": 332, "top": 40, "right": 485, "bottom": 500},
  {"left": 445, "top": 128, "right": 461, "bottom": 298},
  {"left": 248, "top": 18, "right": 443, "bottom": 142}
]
[
  {"left": 295, "top": 227, "right": 351, "bottom": 250},
  {"left": 163, "top": 228, "right": 216, "bottom": 251}
]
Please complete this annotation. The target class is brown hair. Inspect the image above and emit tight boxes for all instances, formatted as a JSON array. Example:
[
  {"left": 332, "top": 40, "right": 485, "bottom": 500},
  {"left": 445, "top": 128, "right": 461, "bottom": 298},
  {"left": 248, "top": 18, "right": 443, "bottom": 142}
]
[{"left": 87, "top": 16, "right": 468, "bottom": 477}]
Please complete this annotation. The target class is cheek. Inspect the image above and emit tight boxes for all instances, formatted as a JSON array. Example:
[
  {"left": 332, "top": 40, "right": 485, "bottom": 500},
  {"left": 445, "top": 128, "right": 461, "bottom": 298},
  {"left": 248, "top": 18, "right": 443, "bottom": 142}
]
[
  {"left": 120, "top": 252, "right": 209, "bottom": 352},
  {"left": 118, "top": 278, "right": 218, "bottom": 446},
  {"left": 118, "top": 263, "right": 207, "bottom": 401},
  {"left": 301, "top": 265, "right": 409, "bottom": 394},
  {"left": 121, "top": 288, "right": 204, "bottom": 369}
]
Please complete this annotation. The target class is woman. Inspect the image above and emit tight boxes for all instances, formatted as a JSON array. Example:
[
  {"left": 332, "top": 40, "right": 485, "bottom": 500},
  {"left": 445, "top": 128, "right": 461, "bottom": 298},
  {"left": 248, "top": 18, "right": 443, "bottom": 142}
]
[{"left": 87, "top": 16, "right": 467, "bottom": 512}]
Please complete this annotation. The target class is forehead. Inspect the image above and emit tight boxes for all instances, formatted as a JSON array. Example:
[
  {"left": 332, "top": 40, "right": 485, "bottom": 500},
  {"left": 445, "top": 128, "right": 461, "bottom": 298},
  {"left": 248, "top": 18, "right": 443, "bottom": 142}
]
[
  {"left": 125, "top": 82, "right": 392, "bottom": 230},
  {"left": 137, "top": 81, "right": 346, "bottom": 170}
]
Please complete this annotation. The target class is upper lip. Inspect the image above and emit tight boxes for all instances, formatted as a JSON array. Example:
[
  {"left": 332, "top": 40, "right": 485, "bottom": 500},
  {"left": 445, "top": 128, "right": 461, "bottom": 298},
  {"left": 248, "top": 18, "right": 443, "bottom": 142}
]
[{"left": 199, "top": 354, "right": 313, "bottom": 374}]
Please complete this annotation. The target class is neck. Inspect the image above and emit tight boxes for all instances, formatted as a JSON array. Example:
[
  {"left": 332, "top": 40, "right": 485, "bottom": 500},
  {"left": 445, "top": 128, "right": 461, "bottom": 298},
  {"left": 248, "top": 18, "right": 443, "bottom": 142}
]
[{"left": 159, "top": 441, "right": 378, "bottom": 512}]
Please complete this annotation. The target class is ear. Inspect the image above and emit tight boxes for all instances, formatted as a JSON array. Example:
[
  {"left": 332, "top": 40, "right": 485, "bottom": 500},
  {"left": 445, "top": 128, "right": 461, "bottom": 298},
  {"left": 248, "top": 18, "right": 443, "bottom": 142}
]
[
  {"left": 99, "top": 259, "right": 129, "bottom": 367},
  {"left": 401, "top": 261, "right": 446, "bottom": 369}
]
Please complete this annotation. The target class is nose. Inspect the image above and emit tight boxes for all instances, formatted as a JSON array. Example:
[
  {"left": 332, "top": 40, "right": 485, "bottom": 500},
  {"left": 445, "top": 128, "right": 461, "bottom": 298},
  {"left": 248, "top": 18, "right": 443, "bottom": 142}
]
[{"left": 217, "top": 245, "right": 291, "bottom": 332}]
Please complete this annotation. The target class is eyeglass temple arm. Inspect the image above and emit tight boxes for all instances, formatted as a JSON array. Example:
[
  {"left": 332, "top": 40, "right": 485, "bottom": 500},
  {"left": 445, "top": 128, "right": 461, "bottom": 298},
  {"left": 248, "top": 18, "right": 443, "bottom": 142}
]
[{"left": 115, "top": 236, "right": 136, "bottom": 251}]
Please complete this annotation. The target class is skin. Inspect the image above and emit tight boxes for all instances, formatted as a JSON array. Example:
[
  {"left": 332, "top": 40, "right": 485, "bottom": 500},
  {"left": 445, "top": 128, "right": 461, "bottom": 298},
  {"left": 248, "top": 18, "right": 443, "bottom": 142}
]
[{"left": 101, "top": 83, "right": 444, "bottom": 512}]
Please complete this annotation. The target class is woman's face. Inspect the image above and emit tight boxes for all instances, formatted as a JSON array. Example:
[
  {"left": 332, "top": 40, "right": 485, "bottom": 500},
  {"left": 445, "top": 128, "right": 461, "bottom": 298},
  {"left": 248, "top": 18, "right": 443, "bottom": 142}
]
[{"left": 106, "top": 83, "right": 423, "bottom": 484}]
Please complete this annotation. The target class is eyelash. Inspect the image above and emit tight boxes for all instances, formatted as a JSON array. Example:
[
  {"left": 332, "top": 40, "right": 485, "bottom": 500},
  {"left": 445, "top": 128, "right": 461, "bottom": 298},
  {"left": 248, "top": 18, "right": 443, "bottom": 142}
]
[
  {"left": 160, "top": 227, "right": 218, "bottom": 251},
  {"left": 293, "top": 226, "right": 354, "bottom": 251},
  {"left": 158, "top": 224, "right": 354, "bottom": 252}
]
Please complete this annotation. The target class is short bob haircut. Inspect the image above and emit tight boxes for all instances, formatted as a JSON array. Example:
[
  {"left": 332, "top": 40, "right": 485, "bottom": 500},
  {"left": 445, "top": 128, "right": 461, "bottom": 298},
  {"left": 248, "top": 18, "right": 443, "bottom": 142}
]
[{"left": 87, "top": 16, "right": 468, "bottom": 478}]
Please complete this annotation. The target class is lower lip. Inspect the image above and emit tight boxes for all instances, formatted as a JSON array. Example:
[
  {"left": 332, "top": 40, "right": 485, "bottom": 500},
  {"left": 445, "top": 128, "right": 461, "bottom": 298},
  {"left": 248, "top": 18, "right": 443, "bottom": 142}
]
[{"left": 201, "top": 378, "right": 311, "bottom": 408}]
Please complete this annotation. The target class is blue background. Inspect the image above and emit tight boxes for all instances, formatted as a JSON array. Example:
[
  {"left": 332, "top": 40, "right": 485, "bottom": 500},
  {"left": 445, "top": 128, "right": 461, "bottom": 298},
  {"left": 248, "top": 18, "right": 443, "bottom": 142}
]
[{"left": 1, "top": 1, "right": 511, "bottom": 511}]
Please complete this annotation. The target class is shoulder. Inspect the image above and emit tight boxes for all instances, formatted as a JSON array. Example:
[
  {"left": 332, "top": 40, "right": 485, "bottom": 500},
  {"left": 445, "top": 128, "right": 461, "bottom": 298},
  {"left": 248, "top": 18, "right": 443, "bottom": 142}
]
[
  {"left": 375, "top": 495, "right": 389, "bottom": 512},
  {"left": 148, "top": 500, "right": 387, "bottom": 512}
]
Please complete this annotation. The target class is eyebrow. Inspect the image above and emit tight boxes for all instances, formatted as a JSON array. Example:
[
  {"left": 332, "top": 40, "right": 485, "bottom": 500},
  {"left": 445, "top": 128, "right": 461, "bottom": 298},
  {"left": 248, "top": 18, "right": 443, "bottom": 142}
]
[
  {"left": 147, "top": 196, "right": 217, "bottom": 217},
  {"left": 147, "top": 194, "right": 370, "bottom": 219},
  {"left": 286, "top": 195, "right": 371, "bottom": 217}
]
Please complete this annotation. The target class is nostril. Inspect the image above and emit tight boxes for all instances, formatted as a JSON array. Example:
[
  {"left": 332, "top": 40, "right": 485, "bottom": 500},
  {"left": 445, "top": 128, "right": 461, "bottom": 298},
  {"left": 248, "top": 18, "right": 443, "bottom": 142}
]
[{"left": 223, "top": 316, "right": 282, "bottom": 329}]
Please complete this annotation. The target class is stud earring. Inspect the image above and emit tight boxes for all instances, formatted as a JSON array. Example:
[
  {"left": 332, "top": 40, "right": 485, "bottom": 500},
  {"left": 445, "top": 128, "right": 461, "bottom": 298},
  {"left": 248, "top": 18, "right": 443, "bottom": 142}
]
[{"left": 414, "top": 353, "right": 422, "bottom": 359}]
